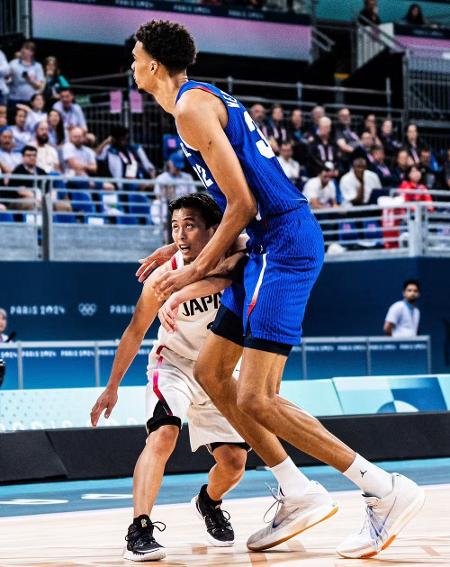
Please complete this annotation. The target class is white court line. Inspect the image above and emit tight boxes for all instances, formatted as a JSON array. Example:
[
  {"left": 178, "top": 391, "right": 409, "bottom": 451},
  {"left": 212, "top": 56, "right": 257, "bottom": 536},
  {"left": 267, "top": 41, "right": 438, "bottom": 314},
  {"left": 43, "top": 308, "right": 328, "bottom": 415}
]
[{"left": 0, "top": 483, "right": 448, "bottom": 523}]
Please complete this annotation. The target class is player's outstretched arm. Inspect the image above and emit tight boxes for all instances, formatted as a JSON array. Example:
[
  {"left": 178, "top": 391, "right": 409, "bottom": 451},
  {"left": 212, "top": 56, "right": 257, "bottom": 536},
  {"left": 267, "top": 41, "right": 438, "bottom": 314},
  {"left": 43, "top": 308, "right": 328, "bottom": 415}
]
[{"left": 90, "top": 265, "right": 168, "bottom": 426}]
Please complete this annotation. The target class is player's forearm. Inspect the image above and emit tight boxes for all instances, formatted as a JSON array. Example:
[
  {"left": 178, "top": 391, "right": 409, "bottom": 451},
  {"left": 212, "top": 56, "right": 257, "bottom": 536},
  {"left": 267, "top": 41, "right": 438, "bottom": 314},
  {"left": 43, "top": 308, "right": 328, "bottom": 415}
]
[
  {"left": 174, "top": 276, "right": 231, "bottom": 303},
  {"left": 107, "top": 326, "right": 147, "bottom": 388}
]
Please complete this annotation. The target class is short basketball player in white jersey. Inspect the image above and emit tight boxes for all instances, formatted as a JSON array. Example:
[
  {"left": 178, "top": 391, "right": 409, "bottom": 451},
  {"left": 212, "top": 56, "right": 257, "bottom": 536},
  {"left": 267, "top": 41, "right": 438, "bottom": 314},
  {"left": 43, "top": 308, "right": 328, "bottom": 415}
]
[{"left": 91, "top": 194, "right": 248, "bottom": 561}]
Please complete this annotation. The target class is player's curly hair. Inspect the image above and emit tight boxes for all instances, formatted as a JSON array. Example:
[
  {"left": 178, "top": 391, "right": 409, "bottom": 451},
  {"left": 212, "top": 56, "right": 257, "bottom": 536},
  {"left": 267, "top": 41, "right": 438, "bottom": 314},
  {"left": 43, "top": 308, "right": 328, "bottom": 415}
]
[
  {"left": 135, "top": 20, "right": 197, "bottom": 74},
  {"left": 169, "top": 193, "right": 223, "bottom": 229}
]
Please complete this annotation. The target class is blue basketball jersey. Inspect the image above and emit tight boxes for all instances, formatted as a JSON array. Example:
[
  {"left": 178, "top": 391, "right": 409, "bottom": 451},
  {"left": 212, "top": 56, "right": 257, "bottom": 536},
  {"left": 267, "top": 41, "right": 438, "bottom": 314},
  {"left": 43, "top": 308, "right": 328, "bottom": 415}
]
[{"left": 175, "top": 81, "right": 306, "bottom": 230}]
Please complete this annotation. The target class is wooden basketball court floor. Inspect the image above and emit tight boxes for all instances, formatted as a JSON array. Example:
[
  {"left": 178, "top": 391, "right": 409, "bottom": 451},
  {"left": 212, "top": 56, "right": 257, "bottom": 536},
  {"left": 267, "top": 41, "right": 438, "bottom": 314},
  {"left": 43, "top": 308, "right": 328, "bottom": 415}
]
[{"left": 0, "top": 484, "right": 448, "bottom": 567}]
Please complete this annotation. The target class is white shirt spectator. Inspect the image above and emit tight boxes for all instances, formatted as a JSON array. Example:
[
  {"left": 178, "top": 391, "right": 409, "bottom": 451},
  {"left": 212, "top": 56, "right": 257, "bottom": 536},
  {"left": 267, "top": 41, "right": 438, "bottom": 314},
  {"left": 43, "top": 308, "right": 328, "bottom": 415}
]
[
  {"left": 385, "top": 300, "right": 420, "bottom": 338},
  {"left": 0, "top": 149, "right": 22, "bottom": 171},
  {"left": 8, "top": 58, "right": 44, "bottom": 102},
  {"left": 303, "top": 176, "right": 336, "bottom": 207},
  {"left": 154, "top": 171, "right": 195, "bottom": 198},
  {"left": 62, "top": 142, "right": 96, "bottom": 177},
  {"left": 25, "top": 110, "right": 47, "bottom": 133},
  {"left": 0, "top": 50, "right": 10, "bottom": 98},
  {"left": 10, "top": 125, "right": 33, "bottom": 152},
  {"left": 277, "top": 155, "right": 300, "bottom": 183},
  {"left": 32, "top": 142, "right": 60, "bottom": 173},
  {"left": 53, "top": 101, "right": 87, "bottom": 132},
  {"left": 340, "top": 169, "right": 381, "bottom": 207}
]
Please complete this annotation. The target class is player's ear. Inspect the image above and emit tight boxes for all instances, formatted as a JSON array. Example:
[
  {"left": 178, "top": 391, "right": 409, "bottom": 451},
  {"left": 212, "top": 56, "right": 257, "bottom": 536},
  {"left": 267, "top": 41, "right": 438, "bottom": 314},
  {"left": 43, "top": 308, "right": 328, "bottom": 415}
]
[{"left": 149, "top": 59, "right": 158, "bottom": 75}]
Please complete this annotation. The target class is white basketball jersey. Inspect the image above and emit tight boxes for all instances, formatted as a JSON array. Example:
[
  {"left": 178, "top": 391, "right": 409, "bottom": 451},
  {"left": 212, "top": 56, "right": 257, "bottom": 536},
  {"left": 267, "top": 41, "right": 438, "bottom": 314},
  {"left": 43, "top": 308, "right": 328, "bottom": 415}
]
[{"left": 151, "top": 251, "right": 221, "bottom": 362}]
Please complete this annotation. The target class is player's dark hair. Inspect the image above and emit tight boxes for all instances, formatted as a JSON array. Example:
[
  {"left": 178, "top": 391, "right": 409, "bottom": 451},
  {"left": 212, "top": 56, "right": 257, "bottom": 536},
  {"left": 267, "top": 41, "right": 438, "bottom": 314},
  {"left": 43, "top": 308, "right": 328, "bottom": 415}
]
[
  {"left": 169, "top": 193, "right": 222, "bottom": 229},
  {"left": 403, "top": 279, "right": 420, "bottom": 291},
  {"left": 135, "top": 20, "right": 197, "bottom": 74}
]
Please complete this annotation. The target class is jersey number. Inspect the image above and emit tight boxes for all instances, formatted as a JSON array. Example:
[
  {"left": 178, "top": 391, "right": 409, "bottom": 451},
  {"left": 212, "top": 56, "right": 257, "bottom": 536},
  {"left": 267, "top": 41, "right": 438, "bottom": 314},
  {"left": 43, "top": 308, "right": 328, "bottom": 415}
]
[
  {"left": 193, "top": 164, "right": 213, "bottom": 188},
  {"left": 243, "top": 111, "right": 275, "bottom": 159}
]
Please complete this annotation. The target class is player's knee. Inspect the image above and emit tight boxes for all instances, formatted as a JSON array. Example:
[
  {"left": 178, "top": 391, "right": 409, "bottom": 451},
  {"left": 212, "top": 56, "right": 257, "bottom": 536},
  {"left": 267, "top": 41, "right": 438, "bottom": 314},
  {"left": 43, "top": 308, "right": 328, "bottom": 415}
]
[
  {"left": 214, "top": 445, "right": 247, "bottom": 475},
  {"left": 147, "top": 425, "right": 179, "bottom": 457},
  {"left": 236, "top": 389, "right": 261, "bottom": 417},
  {"left": 193, "top": 361, "right": 217, "bottom": 394}
]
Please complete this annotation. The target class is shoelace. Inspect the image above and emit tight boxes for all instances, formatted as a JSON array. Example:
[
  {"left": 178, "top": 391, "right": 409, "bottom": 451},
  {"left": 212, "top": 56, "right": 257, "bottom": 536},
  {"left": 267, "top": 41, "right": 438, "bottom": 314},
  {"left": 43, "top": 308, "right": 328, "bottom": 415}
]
[
  {"left": 206, "top": 506, "right": 232, "bottom": 530},
  {"left": 125, "top": 521, "right": 167, "bottom": 543},
  {"left": 361, "top": 504, "right": 388, "bottom": 552},
  {"left": 262, "top": 484, "right": 285, "bottom": 524}
]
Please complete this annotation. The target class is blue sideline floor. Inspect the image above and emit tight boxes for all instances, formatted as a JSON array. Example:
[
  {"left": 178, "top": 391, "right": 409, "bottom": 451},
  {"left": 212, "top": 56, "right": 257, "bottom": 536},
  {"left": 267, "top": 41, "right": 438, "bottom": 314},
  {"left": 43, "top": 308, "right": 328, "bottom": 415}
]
[{"left": 0, "top": 458, "right": 449, "bottom": 517}]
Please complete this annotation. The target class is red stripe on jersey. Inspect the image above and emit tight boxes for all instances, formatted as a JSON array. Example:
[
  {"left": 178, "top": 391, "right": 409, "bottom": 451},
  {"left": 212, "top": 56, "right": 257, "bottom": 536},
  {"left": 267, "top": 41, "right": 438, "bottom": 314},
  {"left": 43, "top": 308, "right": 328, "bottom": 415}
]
[
  {"left": 152, "top": 347, "right": 173, "bottom": 416},
  {"left": 171, "top": 256, "right": 177, "bottom": 270}
]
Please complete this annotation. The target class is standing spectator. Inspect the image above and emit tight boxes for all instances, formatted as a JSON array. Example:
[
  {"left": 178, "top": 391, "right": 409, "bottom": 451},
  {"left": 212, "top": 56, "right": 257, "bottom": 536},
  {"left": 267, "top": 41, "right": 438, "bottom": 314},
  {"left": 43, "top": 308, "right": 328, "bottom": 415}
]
[
  {"left": 249, "top": 103, "right": 266, "bottom": 131},
  {"left": 287, "top": 108, "right": 308, "bottom": 165},
  {"left": 368, "top": 145, "right": 397, "bottom": 188},
  {"left": 0, "top": 308, "right": 10, "bottom": 342},
  {"left": 399, "top": 164, "right": 433, "bottom": 207},
  {"left": 404, "top": 123, "right": 422, "bottom": 164},
  {"left": 21, "top": 93, "right": 47, "bottom": 133},
  {"left": 0, "top": 129, "right": 22, "bottom": 173},
  {"left": 384, "top": 280, "right": 421, "bottom": 337},
  {"left": 277, "top": 141, "right": 301, "bottom": 185},
  {"left": 47, "top": 109, "right": 65, "bottom": 147},
  {"left": 304, "top": 105, "right": 325, "bottom": 142},
  {"left": 402, "top": 4, "right": 427, "bottom": 26},
  {"left": 265, "top": 104, "right": 288, "bottom": 155},
  {"left": 393, "top": 148, "right": 413, "bottom": 185},
  {"left": 358, "top": 0, "right": 381, "bottom": 24},
  {"left": 335, "top": 108, "right": 360, "bottom": 168},
  {"left": 8, "top": 41, "right": 44, "bottom": 108},
  {"left": 340, "top": 157, "right": 381, "bottom": 206},
  {"left": 62, "top": 127, "right": 96, "bottom": 177},
  {"left": 308, "top": 116, "right": 338, "bottom": 176},
  {"left": 32, "top": 121, "right": 61, "bottom": 173},
  {"left": 7, "top": 145, "right": 45, "bottom": 211},
  {"left": 303, "top": 164, "right": 338, "bottom": 209},
  {"left": 103, "top": 125, "right": 155, "bottom": 181},
  {"left": 0, "top": 49, "right": 10, "bottom": 106},
  {"left": 42, "top": 56, "right": 70, "bottom": 110},
  {"left": 379, "top": 119, "right": 402, "bottom": 162},
  {"left": 10, "top": 107, "right": 33, "bottom": 151},
  {"left": 53, "top": 89, "right": 87, "bottom": 134}
]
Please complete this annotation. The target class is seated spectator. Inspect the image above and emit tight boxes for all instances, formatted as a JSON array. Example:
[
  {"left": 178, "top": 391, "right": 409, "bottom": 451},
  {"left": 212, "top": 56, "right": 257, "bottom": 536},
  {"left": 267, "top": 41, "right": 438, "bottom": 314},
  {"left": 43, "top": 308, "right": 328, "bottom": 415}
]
[
  {"left": 32, "top": 121, "right": 61, "bottom": 173},
  {"left": 154, "top": 151, "right": 195, "bottom": 199},
  {"left": 7, "top": 145, "right": 45, "bottom": 211},
  {"left": 399, "top": 164, "right": 433, "bottom": 207},
  {"left": 265, "top": 104, "right": 288, "bottom": 154},
  {"left": 0, "top": 49, "right": 9, "bottom": 106},
  {"left": 379, "top": 119, "right": 402, "bottom": 162},
  {"left": 20, "top": 94, "right": 47, "bottom": 133},
  {"left": 0, "top": 129, "right": 22, "bottom": 173},
  {"left": 368, "top": 145, "right": 397, "bottom": 188},
  {"left": 43, "top": 56, "right": 70, "bottom": 111},
  {"left": 277, "top": 141, "right": 301, "bottom": 185},
  {"left": 249, "top": 103, "right": 267, "bottom": 131},
  {"left": 10, "top": 107, "right": 33, "bottom": 151},
  {"left": 287, "top": 108, "right": 308, "bottom": 165},
  {"left": 353, "top": 131, "right": 375, "bottom": 162},
  {"left": 303, "top": 164, "right": 338, "bottom": 209},
  {"left": 62, "top": 127, "right": 96, "bottom": 178},
  {"left": 308, "top": 116, "right": 338, "bottom": 176},
  {"left": 340, "top": 157, "right": 382, "bottom": 207},
  {"left": 393, "top": 148, "right": 413, "bottom": 185},
  {"left": 418, "top": 147, "right": 439, "bottom": 190},
  {"left": 47, "top": 109, "right": 65, "bottom": 147},
  {"left": 360, "top": 113, "right": 381, "bottom": 145},
  {"left": 335, "top": 108, "right": 360, "bottom": 168},
  {"left": 404, "top": 123, "right": 422, "bottom": 164},
  {"left": 8, "top": 41, "right": 44, "bottom": 108},
  {"left": 304, "top": 105, "right": 325, "bottom": 143},
  {"left": 0, "top": 105, "right": 8, "bottom": 133},
  {"left": 53, "top": 88, "right": 87, "bottom": 135},
  {"left": 0, "top": 308, "right": 11, "bottom": 342},
  {"left": 358, "top": 0, "right": 381, "bottom": 25},
  {"left": 442, "top": 148, "right": 450, "bottom": 192},
  {"left": 402, "top": 3, "right": 427, "bottom": 26},
  {"left": 103, "top": 125, "right": 155, "bottom": 181}
]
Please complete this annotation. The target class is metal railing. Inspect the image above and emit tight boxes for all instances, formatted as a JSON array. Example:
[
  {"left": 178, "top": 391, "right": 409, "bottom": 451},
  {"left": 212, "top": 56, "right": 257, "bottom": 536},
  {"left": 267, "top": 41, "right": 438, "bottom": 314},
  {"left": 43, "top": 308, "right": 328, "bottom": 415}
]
[{"left": 1, "top": 174, "right": 450, "bottom": 262}]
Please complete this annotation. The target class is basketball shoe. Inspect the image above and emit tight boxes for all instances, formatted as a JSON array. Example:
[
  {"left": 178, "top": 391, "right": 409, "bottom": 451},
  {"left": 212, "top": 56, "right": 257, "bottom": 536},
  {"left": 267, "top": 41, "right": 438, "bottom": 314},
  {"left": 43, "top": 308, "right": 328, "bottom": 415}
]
[
  {"left": 337, "top": 473, "right": 425, "bottom": 558},
  {"left": 247, "top": 481, "right": 338, "bottom": 551},
  {"left": 123, "top": 515, "right": 166, "bottom": 561},
  {"left": 192, "top": 484, "right": 234, "bottom": 546}
]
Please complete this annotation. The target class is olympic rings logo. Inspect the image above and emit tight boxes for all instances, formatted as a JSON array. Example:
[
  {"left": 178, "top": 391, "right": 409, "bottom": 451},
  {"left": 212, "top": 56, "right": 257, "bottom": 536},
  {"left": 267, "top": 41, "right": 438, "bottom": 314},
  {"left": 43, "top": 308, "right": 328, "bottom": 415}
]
[{"left": 78, "top": 303, "right": 98, "bottom": 317}]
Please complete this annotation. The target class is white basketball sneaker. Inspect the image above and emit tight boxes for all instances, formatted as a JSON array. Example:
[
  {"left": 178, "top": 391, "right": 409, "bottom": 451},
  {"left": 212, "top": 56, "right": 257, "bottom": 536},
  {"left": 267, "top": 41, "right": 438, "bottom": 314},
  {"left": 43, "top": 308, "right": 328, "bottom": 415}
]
[
  {"left": 336, "top": 473, "right": 425, "bottom": 559},
  {"left": 247, "top": 481, "right": 338, "bottom": 551}
]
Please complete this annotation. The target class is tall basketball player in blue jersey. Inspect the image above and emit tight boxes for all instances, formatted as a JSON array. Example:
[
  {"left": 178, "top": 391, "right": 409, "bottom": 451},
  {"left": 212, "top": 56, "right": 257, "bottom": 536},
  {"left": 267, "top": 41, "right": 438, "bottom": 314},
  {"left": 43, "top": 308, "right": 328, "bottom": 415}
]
[{"left": 132, "top": 20, "right": 424, "bottom": 559}]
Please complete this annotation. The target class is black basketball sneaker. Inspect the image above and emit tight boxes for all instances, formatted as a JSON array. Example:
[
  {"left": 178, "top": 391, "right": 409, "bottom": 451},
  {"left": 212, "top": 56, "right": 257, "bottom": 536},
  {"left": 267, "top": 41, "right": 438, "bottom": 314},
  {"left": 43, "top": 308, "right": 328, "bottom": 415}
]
[
  {"left": 192, "top": 484, "right": 234, "bottom": 546},
  {"left": 123, "top": 515, "right": 166, "bottom": 561}
]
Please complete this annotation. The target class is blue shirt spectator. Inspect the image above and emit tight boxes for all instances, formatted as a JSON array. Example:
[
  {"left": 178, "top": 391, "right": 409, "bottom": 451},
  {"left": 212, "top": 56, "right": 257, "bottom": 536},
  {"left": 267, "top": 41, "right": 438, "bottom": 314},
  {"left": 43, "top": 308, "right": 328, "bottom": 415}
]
[{"left": 53, "top": 89, "right": 87, "bottom": 134}]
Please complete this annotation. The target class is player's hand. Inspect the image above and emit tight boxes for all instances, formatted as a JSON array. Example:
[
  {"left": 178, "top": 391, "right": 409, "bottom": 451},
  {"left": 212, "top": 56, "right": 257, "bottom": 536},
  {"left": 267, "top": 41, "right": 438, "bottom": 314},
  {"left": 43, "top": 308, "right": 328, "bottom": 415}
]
[
  {"left": 158, "top": 293, "right": 182, "bottom": 333},
  {"left": 154, "top": 264, "right": 197, "bottom": 297},
  {"left": 90, "top": 386, "right": 118, "bottom": 427},
  {"left": 136, "top": 243, "right": 177, "bottom": 283}
]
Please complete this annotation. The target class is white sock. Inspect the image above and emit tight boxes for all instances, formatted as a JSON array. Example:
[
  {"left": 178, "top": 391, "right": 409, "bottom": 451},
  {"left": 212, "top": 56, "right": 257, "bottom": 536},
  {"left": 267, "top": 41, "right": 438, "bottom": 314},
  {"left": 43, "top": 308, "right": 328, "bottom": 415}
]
[
  {"left": 270, "top": 457, "right": 310, "bottom": 500},
  {"left": 343, "top": 454, "right": 393, "bottom": 498}
]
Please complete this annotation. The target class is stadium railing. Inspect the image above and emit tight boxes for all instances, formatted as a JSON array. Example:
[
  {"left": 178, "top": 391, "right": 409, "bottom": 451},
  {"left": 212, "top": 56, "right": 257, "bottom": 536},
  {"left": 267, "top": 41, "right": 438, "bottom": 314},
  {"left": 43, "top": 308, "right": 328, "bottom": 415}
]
[{"left": 1, "top": 174, "right": 450, "bottom": 261}]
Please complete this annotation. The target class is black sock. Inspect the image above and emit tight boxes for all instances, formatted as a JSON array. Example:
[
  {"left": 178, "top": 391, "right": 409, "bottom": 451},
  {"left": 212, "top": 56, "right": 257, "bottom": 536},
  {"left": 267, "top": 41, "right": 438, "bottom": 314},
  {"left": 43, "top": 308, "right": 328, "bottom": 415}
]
[
  {"left": 133, "top": 514, "right": 151, "bottom": 528},
  {"left": 200, "top": 484, "right": 222, "bottom": 506}
]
